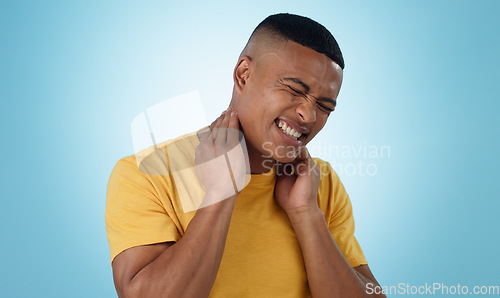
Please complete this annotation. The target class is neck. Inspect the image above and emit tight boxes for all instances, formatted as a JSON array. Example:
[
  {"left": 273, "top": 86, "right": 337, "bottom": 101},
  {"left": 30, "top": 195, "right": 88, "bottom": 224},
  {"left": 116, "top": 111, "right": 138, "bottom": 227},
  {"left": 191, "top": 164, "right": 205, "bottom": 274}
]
[{"left": 246, "top": 142, "right": 275, "bottom": 174}]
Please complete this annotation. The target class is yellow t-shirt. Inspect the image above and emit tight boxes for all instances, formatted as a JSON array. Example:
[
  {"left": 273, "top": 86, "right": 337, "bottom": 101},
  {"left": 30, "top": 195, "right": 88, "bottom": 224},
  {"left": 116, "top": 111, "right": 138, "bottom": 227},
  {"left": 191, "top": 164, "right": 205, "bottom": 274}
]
[{"left": 105, "top": 130, "right": 367, "bottom": 297}]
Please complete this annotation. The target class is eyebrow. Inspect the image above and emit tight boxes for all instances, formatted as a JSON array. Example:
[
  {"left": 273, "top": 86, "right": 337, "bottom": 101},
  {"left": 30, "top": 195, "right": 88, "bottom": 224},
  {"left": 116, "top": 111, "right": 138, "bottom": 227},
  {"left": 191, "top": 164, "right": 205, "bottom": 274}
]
[
  {"left": 284, "top": 77, "right": 310, "bottom": 93},
  {"left": 283, "top": 77, "right": 337, "bottom": 107}
]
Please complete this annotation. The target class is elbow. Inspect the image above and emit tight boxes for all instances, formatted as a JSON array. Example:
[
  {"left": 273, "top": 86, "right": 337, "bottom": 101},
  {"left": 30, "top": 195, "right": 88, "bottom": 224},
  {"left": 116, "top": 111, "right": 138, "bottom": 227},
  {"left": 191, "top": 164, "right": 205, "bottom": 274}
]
[
  {"left": 121, "top": 277, "right": 154, "bottom": 298},
  {"left": 121, "top": 277, "right": 178, "bottom": 298},
  {"left": 116, "top": 274, "right": 146, "bottom": 298},
  {"left": 118, "top": 278, "right": 140, "bottom": 298},
  {"left": 121, "top": 283, "right": 137, "bottom": 298}
]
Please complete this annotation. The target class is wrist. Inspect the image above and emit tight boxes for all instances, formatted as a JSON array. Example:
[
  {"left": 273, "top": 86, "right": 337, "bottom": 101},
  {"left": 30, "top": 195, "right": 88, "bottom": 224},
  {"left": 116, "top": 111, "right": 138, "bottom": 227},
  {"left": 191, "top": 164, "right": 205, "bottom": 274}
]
[
  {"left": 200, "top": 192, "right": 238, "bottom": 211},
  {"left": 286, "top": 205, "right": 324, "bottom": 226}
]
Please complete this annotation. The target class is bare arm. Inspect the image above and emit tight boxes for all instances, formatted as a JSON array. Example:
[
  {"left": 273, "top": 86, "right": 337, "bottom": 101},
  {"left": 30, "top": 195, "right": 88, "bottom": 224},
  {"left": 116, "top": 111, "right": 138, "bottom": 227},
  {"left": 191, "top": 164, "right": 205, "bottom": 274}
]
[
  {"left": 275, "top": 148, "right": 384, "bottom": 297},
  {"left": 113, "top": 195, "right": 236, "bottom": 297},
  {"left": 112, "top": 108, "right": 243, "bottom": 297},
  {"left": 287, "top": 209, "right": 385, "bottom": 298}
]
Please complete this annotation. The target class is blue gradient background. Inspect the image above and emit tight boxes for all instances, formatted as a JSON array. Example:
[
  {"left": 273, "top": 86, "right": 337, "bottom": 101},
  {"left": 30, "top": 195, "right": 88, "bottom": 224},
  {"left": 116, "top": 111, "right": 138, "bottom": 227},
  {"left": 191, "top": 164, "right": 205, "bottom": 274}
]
[{"left": 1, "top": 1, "right": 499, "bottom": 297}]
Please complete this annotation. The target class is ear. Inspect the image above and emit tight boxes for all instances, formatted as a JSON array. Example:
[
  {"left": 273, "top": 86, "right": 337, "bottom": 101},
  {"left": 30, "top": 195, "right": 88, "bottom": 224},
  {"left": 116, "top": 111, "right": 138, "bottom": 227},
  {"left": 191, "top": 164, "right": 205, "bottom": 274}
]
[{"left": 233, "top": 55, "right": 251, "bottom": 93}]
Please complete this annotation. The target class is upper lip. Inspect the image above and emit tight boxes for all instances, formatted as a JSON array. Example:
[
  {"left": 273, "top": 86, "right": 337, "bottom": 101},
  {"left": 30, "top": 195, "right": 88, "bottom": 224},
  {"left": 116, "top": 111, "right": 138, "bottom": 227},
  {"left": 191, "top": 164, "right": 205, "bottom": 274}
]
[{"left": 277, "top": 118, "right": 310, "bottom": 135}]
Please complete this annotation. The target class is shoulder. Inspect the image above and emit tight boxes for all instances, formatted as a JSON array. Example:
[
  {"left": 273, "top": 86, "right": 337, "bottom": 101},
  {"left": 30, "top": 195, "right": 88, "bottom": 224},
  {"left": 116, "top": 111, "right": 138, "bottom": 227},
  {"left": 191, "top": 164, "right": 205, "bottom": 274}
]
[
  {"left": 111, "top": 127, "right": 204, "bottom": 178},
  {"left": 108, "top": 128, "right": 206, "bottom": 199},
  {"left": 108, "top": 153, "right": 163, "bottom": 185},
  {"left": 107, "top": 154, "right": 159, "bottom": 207},
  {"left": 111, "top": 154, "right": 140, "bottom": 174},
  {"left": 108, "top": 155, "right": 143, "bottom": 187}
]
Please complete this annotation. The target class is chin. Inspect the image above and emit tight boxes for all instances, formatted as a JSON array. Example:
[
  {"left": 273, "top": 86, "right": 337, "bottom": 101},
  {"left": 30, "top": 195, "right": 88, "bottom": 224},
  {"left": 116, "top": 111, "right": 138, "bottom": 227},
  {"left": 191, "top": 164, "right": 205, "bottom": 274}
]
[
  {"left": 274, "top": 156, "right": 296, "bottom": 164},
  {"left": 266, "top": 146, "right": 300, "bottom": 164}
]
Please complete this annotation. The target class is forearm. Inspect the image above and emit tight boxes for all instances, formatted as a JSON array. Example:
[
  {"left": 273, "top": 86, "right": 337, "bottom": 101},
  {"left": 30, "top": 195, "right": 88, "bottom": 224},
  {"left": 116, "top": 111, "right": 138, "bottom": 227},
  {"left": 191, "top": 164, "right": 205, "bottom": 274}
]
[
  {"left": 288, "top": 208, "right": 382, "bottom": 298},
  {"left": 126, "top": 195, "right": 236, "bottom": 297}
]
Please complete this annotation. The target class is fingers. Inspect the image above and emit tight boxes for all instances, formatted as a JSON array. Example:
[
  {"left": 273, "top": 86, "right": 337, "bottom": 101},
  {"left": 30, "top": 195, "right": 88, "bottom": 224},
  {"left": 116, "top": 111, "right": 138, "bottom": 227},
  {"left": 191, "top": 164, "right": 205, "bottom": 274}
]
[
  {"left": 206, "top": 107, "right": 240, "bottom": 156},
  {"left": 277, "top": 147, "right": 317, "bottom": 177},
  {"left": 217, "top": 108, "right": 232, "bottom": 142},
  {"left": 293, "top": 147, "right": 310, "bottom": 176},
  {"left": 196, "top": 127, "right": 211, "bottom": 143},
  {"left": 210, "top": 110, "right": 226, "bottom": 140},
  {"left": 295, "top": 147, "right": 319, "bottom": 177},
  {"left": 227, "top": 108, "right": 239, "bottom": 143},
  {"left": 293, "top": 146, "right": 310, "bottom": 163}
]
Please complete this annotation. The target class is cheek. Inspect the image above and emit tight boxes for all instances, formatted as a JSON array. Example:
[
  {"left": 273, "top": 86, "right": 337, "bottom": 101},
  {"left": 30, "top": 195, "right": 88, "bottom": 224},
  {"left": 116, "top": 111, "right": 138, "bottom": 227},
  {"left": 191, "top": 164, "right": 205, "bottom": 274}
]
[
  {"left": 240, "top": 86, "right": 288, "bottom": 126},
  {"left": 250, "top": 89, "right": 280, "bottom": 116},
  {"left": 267, "top": 91, "right": 294, "bottom": 113},
  {"left": 237, "top": 95, "right": 268, "bottom": 132},
  {"left": 317, "top": 114, "right": 329, "bottom": 127}
]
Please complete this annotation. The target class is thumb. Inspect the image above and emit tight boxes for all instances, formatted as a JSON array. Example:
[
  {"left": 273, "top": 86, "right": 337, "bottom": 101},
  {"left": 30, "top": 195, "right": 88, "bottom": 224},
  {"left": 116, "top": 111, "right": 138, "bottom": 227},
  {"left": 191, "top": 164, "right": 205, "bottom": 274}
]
[{"left": 292, "top": 147, "right": 314, "bottom": 176}]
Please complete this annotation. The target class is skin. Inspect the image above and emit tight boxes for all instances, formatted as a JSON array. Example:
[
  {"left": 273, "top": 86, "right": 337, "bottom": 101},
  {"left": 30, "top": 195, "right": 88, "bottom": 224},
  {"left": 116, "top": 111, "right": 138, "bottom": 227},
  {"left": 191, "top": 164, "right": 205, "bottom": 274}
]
[
  {"left": 111, "top": 36, "right": 386, "bottom": 297},
  {"left": 230, "top": 39, "right": 341, "bottom": 173},
  {"left": 231, "top": 39, "right": 385, "bottom": 297},
  {"left": 113, "top": 110, "right": 241, "bottom": 298}
]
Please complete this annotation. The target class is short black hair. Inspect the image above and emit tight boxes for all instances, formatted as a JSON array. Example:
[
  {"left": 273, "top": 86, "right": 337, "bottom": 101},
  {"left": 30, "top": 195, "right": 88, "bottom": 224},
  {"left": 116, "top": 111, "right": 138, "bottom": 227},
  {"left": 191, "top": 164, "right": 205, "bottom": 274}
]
[{"left": 252, "top": 13, "right": 344, "bottom": 69}]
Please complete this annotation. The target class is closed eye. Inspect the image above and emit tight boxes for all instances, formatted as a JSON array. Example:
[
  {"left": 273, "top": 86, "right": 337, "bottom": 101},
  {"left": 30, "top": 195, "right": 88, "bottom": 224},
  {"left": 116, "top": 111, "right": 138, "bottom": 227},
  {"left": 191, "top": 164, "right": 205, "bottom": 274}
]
[
  {"left": 286, "top": 85, "right": 305, "bottom": 96},
  {"left": 285, "top": 84, "right": 334, "bottom": 114},
  {"left": 317, "top": 102, "right": 334, "bottom": 113}
]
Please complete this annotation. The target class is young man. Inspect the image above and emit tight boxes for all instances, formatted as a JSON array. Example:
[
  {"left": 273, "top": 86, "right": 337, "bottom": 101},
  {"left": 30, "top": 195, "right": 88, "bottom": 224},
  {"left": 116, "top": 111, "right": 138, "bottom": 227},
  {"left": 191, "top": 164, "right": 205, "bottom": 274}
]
[{"left": 106, "top": 13, "right": 384, "bottom": 297}]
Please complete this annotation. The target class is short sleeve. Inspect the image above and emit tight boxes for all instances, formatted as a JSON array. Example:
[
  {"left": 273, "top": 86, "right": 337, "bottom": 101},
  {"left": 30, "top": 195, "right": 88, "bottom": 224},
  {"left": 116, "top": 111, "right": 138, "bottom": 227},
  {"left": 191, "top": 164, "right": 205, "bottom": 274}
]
[
  {"left": 318, "top": 161, "right": 367, "bottom": 268},
  {"left": 105, "top": 156, "right": 181, "bottom": 263}
]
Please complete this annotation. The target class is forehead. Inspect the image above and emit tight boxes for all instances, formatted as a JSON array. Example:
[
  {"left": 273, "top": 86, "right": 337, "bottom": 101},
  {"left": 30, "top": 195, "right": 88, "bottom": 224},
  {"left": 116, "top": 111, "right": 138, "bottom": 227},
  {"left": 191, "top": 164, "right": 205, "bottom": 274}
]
[{"left": 256, "top": 41, "right": 343, "bottom": 96}]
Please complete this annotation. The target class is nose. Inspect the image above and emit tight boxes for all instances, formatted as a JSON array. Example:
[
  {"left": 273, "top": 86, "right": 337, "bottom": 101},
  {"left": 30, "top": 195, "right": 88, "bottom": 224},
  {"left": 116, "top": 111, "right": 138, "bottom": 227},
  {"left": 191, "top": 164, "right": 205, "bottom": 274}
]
[{"left": 296, "top": 100, "right": 316, "bottom": 123}]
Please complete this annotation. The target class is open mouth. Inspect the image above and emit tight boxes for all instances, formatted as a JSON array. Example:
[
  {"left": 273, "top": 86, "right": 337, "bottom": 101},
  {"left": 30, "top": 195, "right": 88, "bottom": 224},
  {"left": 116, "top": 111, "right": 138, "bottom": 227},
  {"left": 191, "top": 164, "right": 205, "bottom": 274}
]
[{"left": 274, "top": 119, "right": 308, "bottom": 142}]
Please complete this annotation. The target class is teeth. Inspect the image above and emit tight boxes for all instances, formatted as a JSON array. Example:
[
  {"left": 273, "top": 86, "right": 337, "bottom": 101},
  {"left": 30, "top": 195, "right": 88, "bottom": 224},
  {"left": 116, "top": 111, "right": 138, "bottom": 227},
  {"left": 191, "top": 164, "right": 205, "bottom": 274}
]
[{"left": 277, "top": 120, "right": 303, "bottom": 140}]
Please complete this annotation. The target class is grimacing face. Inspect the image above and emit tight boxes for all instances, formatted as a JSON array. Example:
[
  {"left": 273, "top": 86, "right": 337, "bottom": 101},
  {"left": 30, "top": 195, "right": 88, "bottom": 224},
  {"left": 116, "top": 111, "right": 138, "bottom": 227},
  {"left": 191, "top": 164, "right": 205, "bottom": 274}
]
[{"left": 233, "top": 40, "right": 343, "bottom": 172}]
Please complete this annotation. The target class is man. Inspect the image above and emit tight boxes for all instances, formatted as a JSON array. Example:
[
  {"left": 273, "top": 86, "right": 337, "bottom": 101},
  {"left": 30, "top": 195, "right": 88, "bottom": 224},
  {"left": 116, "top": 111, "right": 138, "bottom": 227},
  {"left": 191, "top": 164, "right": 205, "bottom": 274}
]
[{"left": 106, "top": 13, "right": 385, "bottom": 297}]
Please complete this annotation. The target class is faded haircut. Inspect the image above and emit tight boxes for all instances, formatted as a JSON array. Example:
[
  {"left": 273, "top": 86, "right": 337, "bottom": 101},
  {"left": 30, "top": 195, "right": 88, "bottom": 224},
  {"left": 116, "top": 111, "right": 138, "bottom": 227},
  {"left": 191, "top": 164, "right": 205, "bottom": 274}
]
[{"left": 248, "top": 13, "right": 345, "bottom": 69}]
